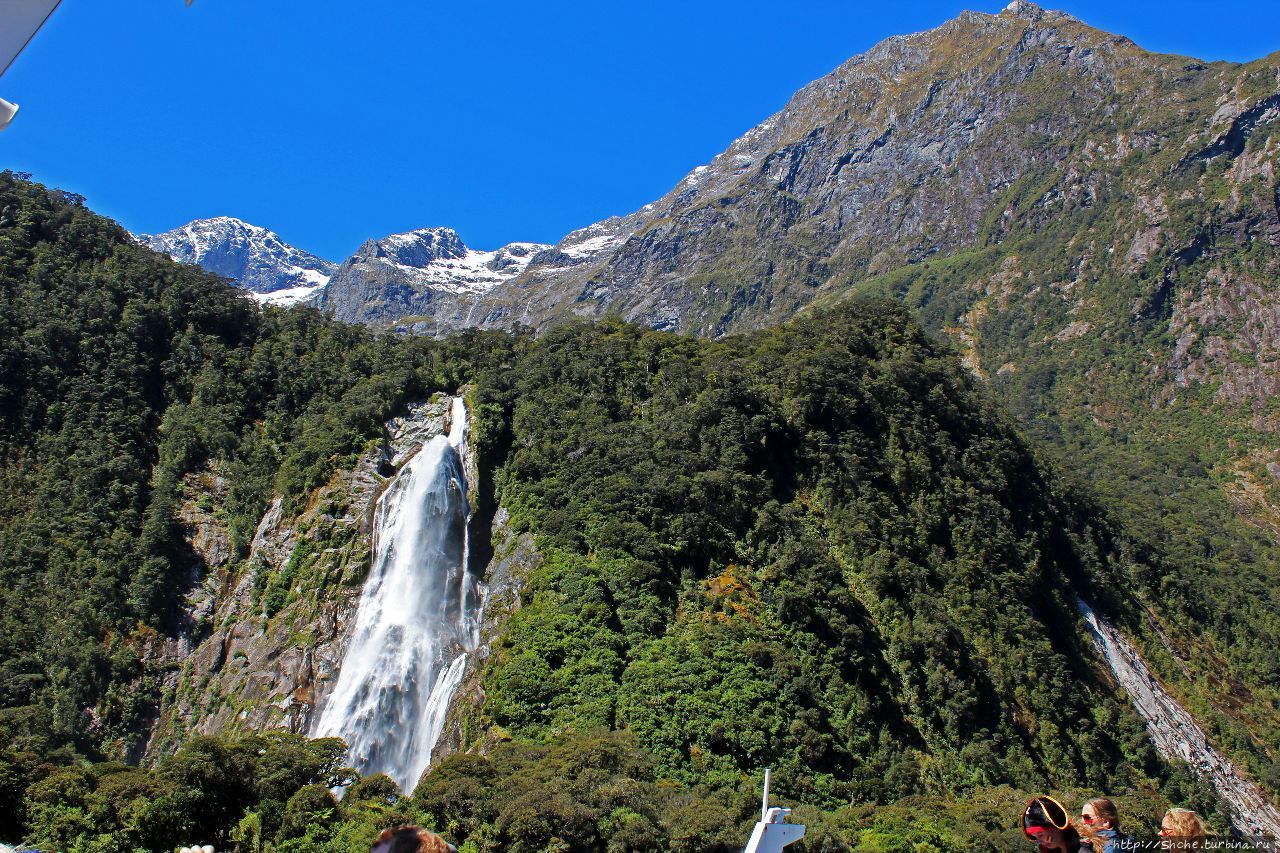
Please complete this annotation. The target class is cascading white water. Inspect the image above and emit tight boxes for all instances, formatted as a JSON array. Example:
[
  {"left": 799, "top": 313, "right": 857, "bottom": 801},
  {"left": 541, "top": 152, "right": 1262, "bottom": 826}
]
[
  {"left": 314, "top": 397, "right": 482, "bottom": 793},
  {"left": 1078, "top": 597, "right": 1280, "bottom": 837}
]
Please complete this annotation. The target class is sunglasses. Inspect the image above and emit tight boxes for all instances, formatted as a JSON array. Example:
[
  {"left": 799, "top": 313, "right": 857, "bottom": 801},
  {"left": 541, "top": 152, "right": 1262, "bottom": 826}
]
[{"left": 1082, "top": 814, "right": 1095, "bottom": 824}]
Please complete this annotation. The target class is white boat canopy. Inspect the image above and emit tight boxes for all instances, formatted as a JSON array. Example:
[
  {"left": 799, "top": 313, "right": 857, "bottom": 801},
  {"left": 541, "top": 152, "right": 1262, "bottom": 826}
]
[
  {"left": 0, "top": 0, "right": 61, "bottom": 129},
  {"left": 0, "top": 0, "right": 62, "bottom": 78}
]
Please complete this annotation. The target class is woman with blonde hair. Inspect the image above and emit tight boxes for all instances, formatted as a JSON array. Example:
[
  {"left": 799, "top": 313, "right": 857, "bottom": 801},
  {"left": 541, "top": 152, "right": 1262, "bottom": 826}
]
[{"left": 1159, "top": 808, "right": 1211, "bottom": 850}]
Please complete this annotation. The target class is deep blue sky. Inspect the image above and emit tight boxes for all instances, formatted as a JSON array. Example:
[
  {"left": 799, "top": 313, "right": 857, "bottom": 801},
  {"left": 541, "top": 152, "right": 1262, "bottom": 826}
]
[{"left": 2, "top": 1, "right": 1278, "bottom": 261}]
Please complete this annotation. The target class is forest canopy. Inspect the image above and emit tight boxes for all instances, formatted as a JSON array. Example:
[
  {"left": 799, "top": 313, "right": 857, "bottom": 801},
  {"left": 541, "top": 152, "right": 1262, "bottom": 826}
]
[{"left": 0, "top": 173, "right": 1259, "bottom": 850}]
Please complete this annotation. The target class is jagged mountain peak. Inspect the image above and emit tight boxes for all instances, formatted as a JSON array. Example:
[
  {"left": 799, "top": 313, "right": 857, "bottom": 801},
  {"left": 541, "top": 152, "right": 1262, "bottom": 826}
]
[
  {"left": 317, "top": 226, "right": 553, "bottom": 329},
  {"left": 431, "top": 0, "right": 1247, "bottom": 338},
  {"left": 995, "top": 0, "right": 1086, "bottom": 27},
  {"left": 138, "top": 216, "right": 337, "bottom": 305},
  {"left": 314, "top": 1, "right": 1272, "bottom": 341},
  {"left": 358, "top": 227, "right": 470, "bottom": 266}
]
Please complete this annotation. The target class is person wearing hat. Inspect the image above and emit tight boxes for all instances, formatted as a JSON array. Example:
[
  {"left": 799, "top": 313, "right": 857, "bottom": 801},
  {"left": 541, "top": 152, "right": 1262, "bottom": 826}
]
[
  {"left": 370, "top": 825, "right": 458, "bottom": 853},
  {"left": 1022, "top": 795, "right": 1086, "bottom": 852}
]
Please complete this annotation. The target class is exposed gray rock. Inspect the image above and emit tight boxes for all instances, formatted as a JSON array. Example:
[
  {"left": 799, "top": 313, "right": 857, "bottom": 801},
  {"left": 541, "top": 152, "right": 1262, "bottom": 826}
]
[
  {"left": 1078, "top": 598, "right": 1280, "bottom": 837},
  {"left": 432, "top": 506, "right": 539, "bottom": 762},
  {"left": 311, "top": 0, "right": 1280, "bottom": 393},
  {"left": 143, "top": 398, "right": 453, "bottom": 758},
  {"left": 316, "top": 227, "right": 549, "bottom": 330},
  {"left": 137, "top": 217, "right": 336, "bottom": 304}
]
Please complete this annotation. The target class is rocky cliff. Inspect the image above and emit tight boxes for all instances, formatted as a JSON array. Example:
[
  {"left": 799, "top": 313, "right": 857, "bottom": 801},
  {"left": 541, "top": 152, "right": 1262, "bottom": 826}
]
[
  {"left": 315, "top": 227, "right": 549, "bottom": 331},
  {"left": 431, "top": 506, "right": 539, "bottom": 763},
  {"left": 139, "top": 400, "right": 470, "bottom": 756},
  {"left": 1079, "top": 598, "right": 1280, "bottom": 836},
  {"left": 137, "top": 217, "right": 337, "bottom": 305},
  {"left": 142, "top": 401, "right": 444, "bottom": 756}
]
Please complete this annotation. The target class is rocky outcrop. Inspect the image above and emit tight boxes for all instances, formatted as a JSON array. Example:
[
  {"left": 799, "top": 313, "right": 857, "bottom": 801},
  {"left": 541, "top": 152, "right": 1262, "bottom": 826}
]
[
  {"left": 315, "top": 228, "right": 549, "bottom": 330},
  {"left": 144, "top": 399, "right": 455, "bottom": 758},
  {"left": 137, "top": 217, "right": 336, "bottom": 304},
  {"left": 1078, "top": 598, "right": 1280, "bottom": 837},
  {"left": 431, "top": 507, "right": 540, "bottom": 762}
]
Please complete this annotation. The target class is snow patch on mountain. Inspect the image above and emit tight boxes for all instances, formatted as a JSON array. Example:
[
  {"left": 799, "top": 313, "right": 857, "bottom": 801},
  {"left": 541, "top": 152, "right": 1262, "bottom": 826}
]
[
  {"left": 560, "top": 225, "right": 626, "bottom": 260},
  {"left": 251, "top": 281, "right": 327, "bottom": 308},
  {"left": 354, "top": 227, "right": 550, "bottom": 295},
  {"left": 137, "top": 217, "right": 337, "bottom": 296}
]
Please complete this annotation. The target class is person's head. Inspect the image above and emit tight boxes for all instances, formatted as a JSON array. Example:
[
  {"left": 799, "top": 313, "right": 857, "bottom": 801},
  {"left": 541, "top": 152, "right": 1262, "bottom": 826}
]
[
  {"left": 1081, "top": 797, "right": 1120, "bottom": 832},
  {"left": 371, "top": 826, "right": 457, "bottom": 853},
  {"left": 1160, "top": 808, "right": 1210, "bottom": 840},
  {"left": 1023, "top": 796, "right": 1075, "bottom": 849}
]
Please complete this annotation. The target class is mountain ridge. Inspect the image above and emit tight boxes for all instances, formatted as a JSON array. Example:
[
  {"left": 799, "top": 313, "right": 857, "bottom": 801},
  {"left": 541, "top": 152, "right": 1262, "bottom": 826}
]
[
  {"left": 315, "top": 227, "right": 550, "bottom": 331},
  {"left": 314, "top": 0, "right": 1279, "bottom": 336},
  {"left": 137, "top": 216, "right": 337, "bottom": 306}
]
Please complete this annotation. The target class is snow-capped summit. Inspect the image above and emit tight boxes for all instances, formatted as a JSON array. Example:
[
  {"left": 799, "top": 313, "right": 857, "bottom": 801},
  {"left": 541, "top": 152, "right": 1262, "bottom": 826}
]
[
  {"left": 317, "top": 227, "right": 550, "bottom": 329},
  {"left": 348, "top": 227, "right": 550, "bottom": 295},
  {"left": 136, "top": 217, "right": 337, "bottom": 306},
  {"left": 367, "top": 227, "right": 469, "bottom": 267}
]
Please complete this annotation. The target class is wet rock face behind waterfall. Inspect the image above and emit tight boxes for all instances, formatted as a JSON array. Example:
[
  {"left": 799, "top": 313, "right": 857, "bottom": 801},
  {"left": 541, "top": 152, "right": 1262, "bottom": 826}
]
[
  {"left": 144, "top": 396, "right": 541, "bottom": 784},
  {"left": 143, "top": 400, "right": 453, "bottom": 758},
  {"left": 312, "top": 398, "right": 480, "bottom": 793},
  {"left": 432, "top": 506, "right": 540, "bottom": 763}
]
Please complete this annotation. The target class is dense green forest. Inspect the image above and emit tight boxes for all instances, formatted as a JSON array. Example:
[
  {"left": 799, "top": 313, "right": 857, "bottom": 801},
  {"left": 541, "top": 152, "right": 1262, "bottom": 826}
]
[
  {"left": 5, "top": 726, "right": 1222, "bottom": 852},
  {"left": 0, "top": 173, "right": 1253, "bottom": 849},
  {"left": 833, "top": 164, "right": 1280, "bottom": 787}
]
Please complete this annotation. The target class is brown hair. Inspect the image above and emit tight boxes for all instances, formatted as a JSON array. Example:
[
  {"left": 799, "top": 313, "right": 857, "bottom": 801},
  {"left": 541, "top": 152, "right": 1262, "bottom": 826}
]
[
  {"left": 371, "top": 826, "right": 457, "bottom": 853},
  {"left": 1086, "top": 797, "right": 1120, "bottom": 830},
  {"left": 1076, "top": 798, "right": 1121, "bottom": 851}
]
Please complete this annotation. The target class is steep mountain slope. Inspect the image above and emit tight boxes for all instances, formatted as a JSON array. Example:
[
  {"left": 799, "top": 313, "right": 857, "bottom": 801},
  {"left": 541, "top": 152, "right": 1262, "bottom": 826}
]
[
  {"left": 315, "top": 1, "right": 1280, "bottom": 782},
  {"left": 3, "top": 175, "right": 1246, "bottom": 849},
  {"left": 318, "top": 1, "right": 1280, "bottom": 346},
  {"left": 138, "top": 216, "right": 337, "bottom": 305},
  {"left": 336, "top": 1, "right": 1277, "bottom": 338}
]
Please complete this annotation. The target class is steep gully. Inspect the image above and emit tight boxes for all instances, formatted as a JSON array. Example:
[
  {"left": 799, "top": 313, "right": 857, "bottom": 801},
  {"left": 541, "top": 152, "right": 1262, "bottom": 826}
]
[
  {"left": 1077, "top": 598, "right": 1280, "bottom": 837},
  {"left": 313, "top": 397, "right": 482, "bottom": 794}
]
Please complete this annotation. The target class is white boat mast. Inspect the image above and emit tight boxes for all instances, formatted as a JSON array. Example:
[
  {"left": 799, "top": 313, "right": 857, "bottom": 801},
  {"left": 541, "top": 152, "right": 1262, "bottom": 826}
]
[{"left": 742, "top": 768, "right": 806, "bottom": 853}]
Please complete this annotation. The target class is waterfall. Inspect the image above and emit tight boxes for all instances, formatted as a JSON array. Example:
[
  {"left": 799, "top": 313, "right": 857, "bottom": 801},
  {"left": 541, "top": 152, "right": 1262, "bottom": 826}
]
[
  {"left": 1077, "top": 598, "right": 1280, "bottom": 837},
  {"left": 314, "top": 397, "right": 482, "bottom": 793}
]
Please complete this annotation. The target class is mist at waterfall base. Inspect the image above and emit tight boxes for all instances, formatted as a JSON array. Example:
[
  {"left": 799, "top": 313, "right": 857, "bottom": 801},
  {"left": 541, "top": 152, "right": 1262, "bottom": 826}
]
[{"left": 315, "top": 400, "right": 481, "bottom": 794}]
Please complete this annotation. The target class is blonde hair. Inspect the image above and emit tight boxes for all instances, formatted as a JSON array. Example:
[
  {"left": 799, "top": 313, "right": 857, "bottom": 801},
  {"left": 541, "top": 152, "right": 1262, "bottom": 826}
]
[{"left": 1163, "top": 808, "right": 1211, "bottom": 845}]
